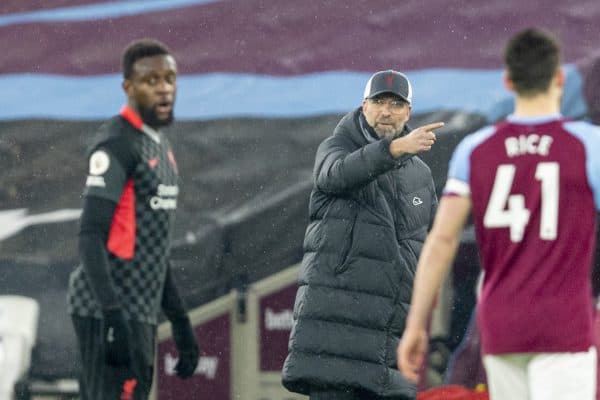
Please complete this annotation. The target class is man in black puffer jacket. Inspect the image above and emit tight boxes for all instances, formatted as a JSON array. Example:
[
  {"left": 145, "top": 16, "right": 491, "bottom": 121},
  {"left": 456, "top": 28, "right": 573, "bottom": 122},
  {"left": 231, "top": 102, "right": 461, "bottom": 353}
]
[{"left": 282, "top": 70, "right": 444, "bottom": 400}]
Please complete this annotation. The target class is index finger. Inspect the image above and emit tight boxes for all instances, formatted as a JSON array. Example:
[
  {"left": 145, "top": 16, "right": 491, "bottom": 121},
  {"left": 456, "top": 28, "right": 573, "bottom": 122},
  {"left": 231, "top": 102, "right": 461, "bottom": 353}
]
[{"left": 420, "top": 122, "right": 445, "bottom": 131}]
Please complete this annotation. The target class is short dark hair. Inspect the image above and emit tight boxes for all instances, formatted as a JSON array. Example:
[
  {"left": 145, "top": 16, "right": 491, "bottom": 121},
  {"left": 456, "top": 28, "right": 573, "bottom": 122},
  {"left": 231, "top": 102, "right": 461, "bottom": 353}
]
[
  {"left": 504, "top": 28, "right": 560, "bottom": 96},
  {"left": 122, "top": 39, "right": 171, "bottom": 79}
]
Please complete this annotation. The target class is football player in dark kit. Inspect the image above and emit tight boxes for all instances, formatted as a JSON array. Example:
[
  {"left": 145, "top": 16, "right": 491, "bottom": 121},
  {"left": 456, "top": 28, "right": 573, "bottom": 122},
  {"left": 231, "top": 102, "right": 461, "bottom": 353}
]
[{"left": 67, "top": 39, "right": 199, "bottom": 399}]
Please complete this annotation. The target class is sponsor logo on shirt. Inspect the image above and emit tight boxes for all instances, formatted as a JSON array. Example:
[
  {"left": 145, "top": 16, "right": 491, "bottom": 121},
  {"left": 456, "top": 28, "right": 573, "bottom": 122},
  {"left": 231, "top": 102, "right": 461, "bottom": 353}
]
[
  {"left": 148, "top": 158, "right": 159, "bottom": 168},
  {"left": 150, "top": 184, "right": 179, "bottom": 210}
]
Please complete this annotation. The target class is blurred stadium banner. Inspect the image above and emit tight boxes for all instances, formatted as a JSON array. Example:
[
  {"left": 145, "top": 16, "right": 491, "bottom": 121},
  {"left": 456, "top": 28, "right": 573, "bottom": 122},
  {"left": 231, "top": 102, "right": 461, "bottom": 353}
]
[{"left": 156, "top": 264, "right": 303, "bottom": 400}]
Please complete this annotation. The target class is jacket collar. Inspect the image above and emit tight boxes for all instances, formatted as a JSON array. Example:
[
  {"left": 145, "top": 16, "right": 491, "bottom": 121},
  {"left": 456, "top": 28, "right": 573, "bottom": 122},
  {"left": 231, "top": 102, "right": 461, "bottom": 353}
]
[{"left": 359, "top": 112, "right": 380, "bottom": 143}]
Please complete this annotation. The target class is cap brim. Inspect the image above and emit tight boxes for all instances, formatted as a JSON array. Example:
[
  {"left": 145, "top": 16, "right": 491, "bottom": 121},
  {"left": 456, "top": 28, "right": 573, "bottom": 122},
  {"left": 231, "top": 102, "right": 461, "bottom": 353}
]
[{"left": 365, "top": 90, "right": 411, "bottom": 104}]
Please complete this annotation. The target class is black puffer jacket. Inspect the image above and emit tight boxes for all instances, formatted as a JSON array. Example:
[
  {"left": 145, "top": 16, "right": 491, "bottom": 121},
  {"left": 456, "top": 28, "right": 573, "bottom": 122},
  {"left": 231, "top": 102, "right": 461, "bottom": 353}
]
[{"left": 282, "top": 108, "right": 437, "bottom": 399}]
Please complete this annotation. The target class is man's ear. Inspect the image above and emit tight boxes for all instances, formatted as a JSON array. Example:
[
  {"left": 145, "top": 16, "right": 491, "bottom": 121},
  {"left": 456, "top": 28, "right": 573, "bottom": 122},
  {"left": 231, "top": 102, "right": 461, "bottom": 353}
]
[
  {"left": 554, "top": 67, "right": 565, "bottom": 88},
  {"left": 122, "top": 79, "right": 132, "bottom": 96},
  {"left": 503, "top": 72, "right": 515, "bottom": 92}
]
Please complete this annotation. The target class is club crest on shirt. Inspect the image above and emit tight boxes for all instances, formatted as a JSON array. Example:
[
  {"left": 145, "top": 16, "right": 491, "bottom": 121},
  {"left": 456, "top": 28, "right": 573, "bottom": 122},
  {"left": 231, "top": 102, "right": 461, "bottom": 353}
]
[{"left": 148, "top": 157, "right": 159, "bottom": 169}]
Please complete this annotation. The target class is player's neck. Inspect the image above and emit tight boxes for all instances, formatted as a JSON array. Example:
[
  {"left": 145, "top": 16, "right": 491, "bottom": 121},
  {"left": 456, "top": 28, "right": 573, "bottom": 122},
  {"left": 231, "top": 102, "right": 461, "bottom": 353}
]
[{"left": 513, "top": 93, "right": 561, "bottom": 118}]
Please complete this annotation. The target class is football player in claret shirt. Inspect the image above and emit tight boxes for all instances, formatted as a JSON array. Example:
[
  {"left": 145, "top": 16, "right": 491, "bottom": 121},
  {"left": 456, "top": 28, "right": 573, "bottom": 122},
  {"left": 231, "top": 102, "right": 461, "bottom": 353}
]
[
  {"left": 398, "top": 28, "right": 600, "bottom": 400},
  {"left": 67, "top": 39, "right": 199, "bottom": 400}
]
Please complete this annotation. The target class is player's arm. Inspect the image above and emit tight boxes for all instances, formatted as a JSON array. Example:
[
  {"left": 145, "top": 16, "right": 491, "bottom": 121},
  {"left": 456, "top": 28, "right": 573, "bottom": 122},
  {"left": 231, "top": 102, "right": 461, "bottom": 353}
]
[
  {"left": 80, "top": 138, "right": 136, "bottom": 366},
  {"left": 161, "top": 266, "right": 188, "bottom": 321},
  {"left": 397, "top": 194, "right": 471, "bottom": 383},
  {"left": 79, "top": 138, "right": 133, "bottom": 310},
  {"left": 79, "top": 196, "right": 120, "bottom": 309},
  {"left": 161, "top": 266, "right": 200, "bottom": 379},
  {"left": 591, "top": 213, "right": 600, "bottom": 298}
]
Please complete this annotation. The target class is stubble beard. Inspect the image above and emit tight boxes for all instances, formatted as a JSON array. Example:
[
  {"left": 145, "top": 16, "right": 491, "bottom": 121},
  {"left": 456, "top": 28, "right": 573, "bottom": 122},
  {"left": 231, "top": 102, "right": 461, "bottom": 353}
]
[
  {"left": 374, "top": 123, "right": 404, "bottom": 140},
  {"left": 138, "top": 105, "right": 174, "bottom": 129}
]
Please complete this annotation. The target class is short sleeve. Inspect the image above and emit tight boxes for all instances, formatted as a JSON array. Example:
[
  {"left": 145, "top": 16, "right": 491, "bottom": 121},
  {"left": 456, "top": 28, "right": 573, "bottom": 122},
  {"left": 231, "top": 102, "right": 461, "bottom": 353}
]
[
  {"left": 83, "top": 143, "right": 129, "bottom": 203},
  {"left": 563, "top": 121, "right": 600, "bottom": 210}
]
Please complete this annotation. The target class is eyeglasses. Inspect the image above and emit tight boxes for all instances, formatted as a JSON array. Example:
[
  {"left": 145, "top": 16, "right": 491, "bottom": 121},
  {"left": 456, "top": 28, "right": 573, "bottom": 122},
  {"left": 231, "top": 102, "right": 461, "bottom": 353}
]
[{"left": 368, "top": 98, "right": 409, "bottom": 113}]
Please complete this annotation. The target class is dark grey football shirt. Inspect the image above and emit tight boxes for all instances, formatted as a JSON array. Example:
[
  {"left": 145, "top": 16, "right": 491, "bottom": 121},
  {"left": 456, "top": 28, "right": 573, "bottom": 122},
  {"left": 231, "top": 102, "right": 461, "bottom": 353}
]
[{"left": 68, "top": 106, "right": 179, "bottom": 324}]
